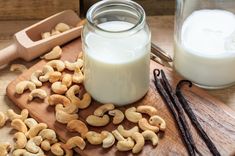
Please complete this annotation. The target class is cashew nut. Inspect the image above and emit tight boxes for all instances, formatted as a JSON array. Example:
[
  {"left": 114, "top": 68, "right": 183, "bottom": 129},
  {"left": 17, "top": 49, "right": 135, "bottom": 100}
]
[
  {"left": 38, "top": 129, "right": 56, "bottom": 141},
  {"left": 142, "top": 130, "right": 159, "bottom": 146},
  {"left": 24, "top": 118, "right": 38, "bottom": 129},
  {"left": 61, "top": 145, "right": 73, "bottom": 156},
  {"left": 7, "top": 109, "right": 28, "bottom": 121},
  {"left": 112, "top": 130, "right": 125, "bottom": 141},
  {"left": 15, "top": 81, "right": 36, "bottom": 94},
  {"left": 137, "top": 105, "right": 158, "bottom": 116},
  {"left": 25, "top": 136, "right": 43, "bottom": 153},
  {"left": 26, "top": 123, "right": 47, "bottom": 139},
  {"left": 138, "top": 118, "right": 159, "bottom": 132},
  {"left": 72, "top": 67, "right": 84, "bottom": 84},
  {"left": 117, "top": 125, "right": 139, "bottom": 137},
  {"left": 85, "top": 131, "right": 107, "bottom": 145},
  {"left": 66, "top": 120, "right": 88, "bottom": 138},
  {"left": 40, "top": 140, "right": 51, "bottom": 151},
  {"left": 108, "top": 109, "right": 124, "bottom": 125},
  {"left": 46, "top": 60, "right": 65, "bottom": 72},
  {"left": 51, "top": 142, "right": 64, "bottom": 156},
  {"left": 65, "top": 136, "right": 86, "bottom": 150},
  {"left": 41, "top": 46, "right": 62, "bottom": 60},
  {"left": 125, "top": 107, "right": 142, "bottom": 123},
  {"left": 49, "top": 71, "right": 62, "bottom": 83},
  {"left": 51, "top": 81, "right": 68, "bottom": 94},
  {"left": 51, "top": 29, "right": 61, "bottom": 36},
  {"left": 94, "top": 103, "right": 115, "bottom": 117},
  {"left": 28, "top": 89, "right": 47, "bottom": 101},
  {"left": 64, "top": 59, "right": 83, "bottom": 71},
  {"left": 86, "top": 115, "right": 110, "bottom": 127},
  {"left": 14, "top": 132, "right": 27, "bottom": 149},
  {"left": 131, "top": 132, "right": 145, "bottom": 154},
  {"left": 117, "top": 137, "right": 135, "bottom": 152},
  {"left": 149, "top": 115, "right": 166, "bottom": 131},
  {"left": 61, "top": 74, "right": 72, "bottom": 87},
  {"left": 13, "top": 148, "right": 44, "bottom": 156},
  {"left": 41, "top": 32, "right": 51, "bottom": 39},
  {"left": 11, "top": 119, "right": 28, "bottom": 133},
  {"left": 48, "top": 94, "right": 70, "bottom": 106},
  {"left": 30, "top": 70, "right": 43, "bottom": 87},
  {"left": 10, "top": 64, "right": 27, "bottom": 73},
  {"left": 55, "top": 110, "right": 78, "bottom": 124},
  {"left": 39, "top": 65, "right": 54, "bottom": 82},
  {"left": 0, "top": 112, "right": 7, "bottom": 127},
  {"left": 55, "top": 23, "right": 70, "bottom": 32},
  {"left": 56, "top": 103, "right": 78, "bottom": 114},
  {"left": 0, "top": 143, "right": 11, "bottom": 156},
  {"left": 101, "top": 131, "right": 115, "bottom": 148}
]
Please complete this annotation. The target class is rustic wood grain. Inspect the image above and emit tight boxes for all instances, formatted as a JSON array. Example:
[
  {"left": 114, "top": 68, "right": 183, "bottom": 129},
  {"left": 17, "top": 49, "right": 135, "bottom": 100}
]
[{"left": 6, "top": 38, "right": 235, "bottom": 156}]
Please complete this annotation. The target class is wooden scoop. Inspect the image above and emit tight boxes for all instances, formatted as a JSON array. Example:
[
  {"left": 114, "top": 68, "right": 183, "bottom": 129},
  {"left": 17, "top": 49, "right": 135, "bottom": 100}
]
[{"left": 0, "top": 10, "right": 83, "bottom": 66}]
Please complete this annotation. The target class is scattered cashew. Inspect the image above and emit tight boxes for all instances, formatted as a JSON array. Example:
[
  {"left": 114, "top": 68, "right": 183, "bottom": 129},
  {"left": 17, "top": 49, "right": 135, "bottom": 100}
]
[
  {"left": 41, "top": 32, "right": 51, "bottom": 39},
  {"left": 142, "top": 130, "right": 159, "bottom": 146},
  {"left": 51, "top": 142, "right": 64, "bottom": 156},
  {"left": 112, "top": 130, "right": 125, "bottom": 141},
  {"left": 41, "top": 46, "right": 62, "bottom": 60},
  {"left": 137, "top": 105, "right": 158, "bottom": 116},
  {"left": 108, "top": 109, "right": 124, "bottom": 125},
  {"left": 51, "top": 29, "right": 61, "bottom": 36},
  {"left": 25, "top": 136, "right": 42, "bottom": 153},
  {"left": 56, "top": 103, "right": 78, "bottom": 114},
  {"left": 85, "top": 131, "right": 107, "bottom": 145},
  {"left": 117, "top": 125, "right": 139, "bottom": 137},
  {"left": 55, "top": 23, "right": 70, "bottom": 32},
  {"left": 51, "top": 81, "right": 68, "bottom": 94},
  {"left": 13, "top": 148, "right": 44, "bottom": 156},
  {"left": 64, "top": 59, "right": 83, "bottom": 71},
  {"left": 72, "top": 67, "right": 84, "bottom": 83},
  {"left": 149, "top": 115, "right": 166, "bottom": 131},
  {"left": 48, "top": 94, "right": 70, "bottom": 106},
  {"left": 13, "top": 132, "right": 27, "bottom": 149},
  {"left": 24, "top": 118, "right": 38, "bottom": 129},
  {"left": 26, "top": 123, "right": 47, "bottom": 139},
  {"left": 11, "top": 119, "right": 28, "bottom": 133},
  {"left": 28, "top": 89, "right": 47, "bottom": 101},
  {"left": 131, "top": 132, "right": 145, "bottom": 154},
  {"left": 7, "top": 109, "right": 28, "bottom": 121},
  {"left": 39, "top": 65, "right": 54, "bottom": 82},
  {"left": 125, "top": 107, "right": 142, "bottom": 123},
  {"left": 66, "top": 120, "right": 88, "bottom": 138},
  {"left": 46, "top": 60, "right": 65, "bottom": 72},
  {"left": 38, "top": 129, "right": 56, "bottom": 141},
  {"left": 94, "top": 103, "right": 115, "bottom": 117},
  {"left": 49, "top": 71, "right": 62, "bottom": 83},
  {"left": 0, "top": 112, "right": 7, "bottom": 127},
  {"left": 40, "top": 140, "right": 51, "bottom": 151},
  {"left": 101, "top": 131, "right": 115, "bottom": 148},
  {"left": 61, "top": 74, "right": 72, "bottom": 87},
  {"left": 138, "top": 118, "right": 159, "bottom": 132},
  {"left": 86, "top": 115, "right": 110, "bottom": 127},
  {"left": 117, "top": 137, "right": 135, "bottom": 152},
  {"left": 55, "top": 110, "right": 78, "bottom": 124},
  {"left": 0, "top": 143, "right": 11, "bottom": 156},
  {"left": 15, "top": 81, "right": 36, "bottom": 94},
  {"left": 30, "top": 70, "right": 43, "bottom": 87},
  {"left": 65, "top": 136, "right": 86, "bottom": 150},
  {"left": 10, "top": 64, "right": 27, "bottom": 73},
  {"left": 61, "top": 145, "right": 73, "bottom": 156}
]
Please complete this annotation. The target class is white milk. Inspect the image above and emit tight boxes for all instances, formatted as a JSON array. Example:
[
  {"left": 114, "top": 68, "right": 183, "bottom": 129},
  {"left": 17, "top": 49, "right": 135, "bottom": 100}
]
[
  {"left": 83, "top": 21, "right": 150, "bottom": 105},
  {"left": 174, "top": 9, "right": 235, "bottom": 88}
]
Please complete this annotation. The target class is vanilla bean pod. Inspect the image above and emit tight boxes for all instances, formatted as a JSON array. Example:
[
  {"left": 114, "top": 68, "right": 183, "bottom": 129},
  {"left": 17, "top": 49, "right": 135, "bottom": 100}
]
[
  {"left": 176, "top": 80, "right": 221, "bottom": 156},
  {"left": 153, "top": 69, "right": 195, "bottom": 156},
  {"left": 160, "top": 70, "right": 202, "bottom": 156}
]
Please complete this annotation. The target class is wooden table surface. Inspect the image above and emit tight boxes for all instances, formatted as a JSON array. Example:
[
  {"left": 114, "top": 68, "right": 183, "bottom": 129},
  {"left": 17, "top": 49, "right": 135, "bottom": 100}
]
[{"left": 0, "top": 15, "right": 235, "bottom": 149}]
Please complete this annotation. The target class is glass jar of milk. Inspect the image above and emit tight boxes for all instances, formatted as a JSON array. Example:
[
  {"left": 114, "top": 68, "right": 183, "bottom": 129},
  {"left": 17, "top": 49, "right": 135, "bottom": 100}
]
[
  {"left": 82, "top": 0, "right": 151, "bottom": 105},
  {"left": 174, "top": 0, "right": 235, "bottom": 89}
]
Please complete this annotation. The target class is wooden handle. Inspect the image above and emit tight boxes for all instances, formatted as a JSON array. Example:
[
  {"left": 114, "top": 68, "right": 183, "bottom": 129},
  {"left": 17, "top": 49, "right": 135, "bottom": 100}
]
[{"left": 0, "top": 43, "right": 18, "bottom": 66}]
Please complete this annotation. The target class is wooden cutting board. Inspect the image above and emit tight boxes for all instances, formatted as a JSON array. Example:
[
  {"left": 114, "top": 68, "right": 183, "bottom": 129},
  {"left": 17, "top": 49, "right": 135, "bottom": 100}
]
[{"left": 6, "top": 38, "right": 235, "bottom": 156}]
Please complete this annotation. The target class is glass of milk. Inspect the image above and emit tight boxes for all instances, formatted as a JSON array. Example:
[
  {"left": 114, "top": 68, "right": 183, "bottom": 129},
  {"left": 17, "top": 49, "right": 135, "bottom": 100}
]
[
  {"left": 174, "top": 0, "right": 235, "bottom": 89},
  {"left": 82, "top": 0, "right": 151, "bottom": 105}
]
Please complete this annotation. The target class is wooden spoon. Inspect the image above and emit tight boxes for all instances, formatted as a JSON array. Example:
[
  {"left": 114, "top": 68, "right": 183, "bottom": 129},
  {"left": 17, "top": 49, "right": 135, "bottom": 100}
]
[{"left": 0, "top": 10, "right": 83, "bottom": 66}]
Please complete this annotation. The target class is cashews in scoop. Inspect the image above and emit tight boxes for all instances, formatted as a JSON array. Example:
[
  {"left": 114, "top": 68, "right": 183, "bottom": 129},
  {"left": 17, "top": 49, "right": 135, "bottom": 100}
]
[
  {"left": 46, "top": 60, "right": 65, "bottom": 72},
  {"left": 137, "top": 105, "right": 158, "bottom": 116},
  {"left": 149, "top": 115, "right": 166, "bottom": 131},
  {"left": 15, "top": 81, "right": 36, "bottom": 94},
  {"left": 94, "top": 103, "right": 115, "bottom": 116},
  {"left": 67, "top": 120, "right": 88, "bottom": 138},
  {"left": 30, "top": 70, "right": 43, "bottom": 87},
  {"left": 86, "top": 114, "right": 110, "bottom": 127},
  {"left": 11, "top": 119, "right": 28, "bottom": 133},
  {"left": 41, "top": 46, "right": 62, "bottom": 60},
  {"left": 55, "top": 23, "right": 70, "bottom": 32},
  {"left": 108, "top": 109, "right": 124, "bottom": 125},
  {"left": 13, "top": 132, "right": 27, "bottom": 149},
  {"left": 125, "top": 107, "right": 142, "bottom": 123},
  {"left": 48, "top": 94, "right": 70, "bottom": 106},
  {"left": 131, "top": 132, "right": 145, "bottom": 154},
  {"left": 39, "top": 65, "right": 54, "bottom": 82},
  {"left": 55, "top": 110, "right": 78, "bottom": 124},
  {"left": 117, "top": 125, "right": 139, "bottom": 137},
  {"left": 65, "top": 136, "right": 86, "bottom": 150},
  {"left": 142, "top": 130, "right": 159, "bottom": 146},
  {"left": 28, "top": 89, "right": 47, "bottom": 101},
  {"left": 7, "top": 109, "right": 28, "bottom": 121},
  {"left": 101, "top": 131, "right": 115, "bottom": 148},
  {"left": 138, "top": 118, "right": 159, "bottom": 132},
  {"left": 41, "top": 32, "right": 51, "bottom": 39},
  {"left": 51, "top": 81, "right": 68, "bottom": 94}
]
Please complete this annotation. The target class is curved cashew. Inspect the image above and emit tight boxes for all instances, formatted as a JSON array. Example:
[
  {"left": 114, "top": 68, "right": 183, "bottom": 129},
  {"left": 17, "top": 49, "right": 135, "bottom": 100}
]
[
  {"left": 0, "top": 112, "right": 7, "bottom": 127},
  {"left": 13, "top": 148, "right": 44, "bottom": 156},
  {"left": 61, "top": 74, "right": 72, "bottom": 87},
  {"left": 40, "top": 140, "right": 51, "bottom": 151},
  {"left": 85, "top": 131, "right": 107, "bottom": 145},
  {"left": 101, "top": 131, "right": 115, "bottom": 148},
  {"left": 55, "top": 110, "right": 78, "bottom": 124},
  {"left": 142, "top": 130, "right": 159, "bottom": 146},
  {"left": 66, "top": 120, "right": 88, "bottom": 138},
  {"left": 38, "top": 129, "right": 56, "bottom": 141},
  {"left": 28, "top": 89, "right": 47, "bottom": 101},
  {"left": 108, "top": 109, "right": 124, "bottom": 125},
  {"left": 94, "top": 103, "right": 115, "bottom": 117},
  {"left": 42, "top": 46, "right": 62, "bottom": 60},
  {"left": 131, "top": 132, "right": 145, "bottom": 154},
  {"left": 10, "top": 64, "right": 27, "bottom": 73},
  {"left": 11, "top": 119, "right": 28, "bottom": 133},
  {"left": 55, "top": 23, "right": 70, "bottom": 32},
  {"left": 72, "top": 67, "right": 84, "bottom": 84},
  {"left": 49, "top": 71, "right": 62, "bottom": 83},
  {"left": 86, "top": 115, "right": 110, "bottom": 127},
  {"left": 48, "top": 94, "right": 70, "bottom": 106},
  {"left": 149, "top": 115, "right": 166, "bottom": 131},
  {"left": 24, "top": 118, "right": 38, "bottom": 129},
  {"left": 51, "top": 142, "right": 64, "bottom": 156},
  {"left": 117, "top": 137, "right": 135, "bottom": 152},
  {"left": 26, "top": 123, "right": 47, "bottom": 138},
  {"left": 41, "top": 32, "right": 51, "bottom": 39},
  {"left": 30, "top": 70, "right": 43, "bottom": 87},
  {"left": 137, "top": 105, "right": 158, "bottom": 116},
  {"left": 51, "top": 29, "right": 61, "bottom": 36},
  {"left": 125, "top": 107, "right": 142, "bottom": 123},
  {"left": 14, "top": 132, "right": 27, "bottom": 149},
  {"left": 56, "top": 103, "right": 78, "bottom": 114},
  {"left": 39, "top": 65, "right": 54, "bottom": 82},
  {"left": 25, "top": 136, "right": 43, "bottom": 153},
  {"left": 15, "top": 81, "right": 36, "bottom": 94},
  {"left": 61, "top": 145, "right": 73, "bottom": 156},
  {"left": 64, "top": 59, "right": 83, "bottom": 71},
  {"left": 65, "top": 136, "right": 86, "bottom": 150},
  {"left": 138, "top": 118, "right": 159, "bottom": 132},
  {"left": 7, "top": 109, "right": 28, "bottom": 121},
  {"left": 46, "top": 60, "right": 65, "bottom": 72},
  {"left": 112, "top": 130, "right": 125, "bottom": 141},
  {"left": 117, "top": 125, "right": 139, "bottom": 137},
  {"left": 0, "top": 143, "right": 11, "bottom": 156},
  {"left": 51, "top": 81, "right": 68, "bottom": 94}
]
